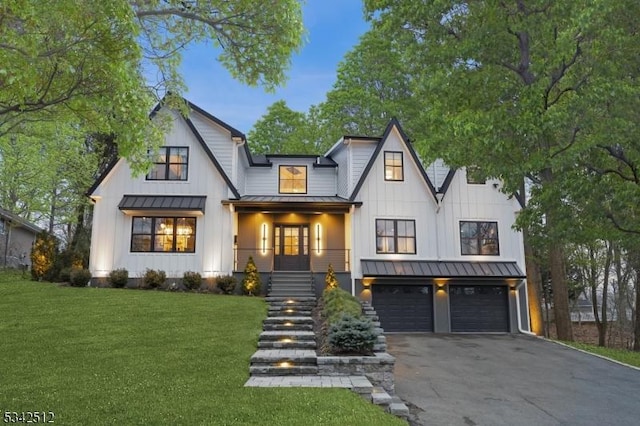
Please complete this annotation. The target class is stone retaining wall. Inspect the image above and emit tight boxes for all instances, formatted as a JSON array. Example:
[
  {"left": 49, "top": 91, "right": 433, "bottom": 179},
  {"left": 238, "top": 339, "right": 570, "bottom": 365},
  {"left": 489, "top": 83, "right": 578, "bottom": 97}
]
[{"left": 316, "top": 352, "right": 395, "bottom": 393}]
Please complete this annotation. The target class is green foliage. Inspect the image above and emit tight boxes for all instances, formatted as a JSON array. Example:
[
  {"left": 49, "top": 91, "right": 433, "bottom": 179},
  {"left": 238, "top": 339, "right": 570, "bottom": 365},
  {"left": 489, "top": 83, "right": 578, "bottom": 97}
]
[
  {"left": 69, "top": 269, "right": 92, "bottom": 288},
  {"left": 242, "top": 256, "right": 262, "bottom": 296},
  {"left": 30, "top": 231, "right": 58, "bottom": 281},
  {"left": 182, "top": 271, "right": 203, "bottom": 291},
  {"left": 247, "top": 100, "right": 322, "bottom": 154},
  {"left": 328, "top": 313, "right": 376, "bottom": 355},
  {"left": 322, "top": 287, "right": 363, "bottom": 325},
  {"left": 108, "top": 268, "right": 129, "bottom": 288},
  {"left": 142, "top": 269, "right": 166, "bottom": 289},
  {"left": 325, "top": 263, "right": 339, "bottom": 290},
  {"left": 216, "top": 275, "right": 237, "bottom": 295},
  {"left": 59, "top": 268, "right": 72, "bottom": 283}
]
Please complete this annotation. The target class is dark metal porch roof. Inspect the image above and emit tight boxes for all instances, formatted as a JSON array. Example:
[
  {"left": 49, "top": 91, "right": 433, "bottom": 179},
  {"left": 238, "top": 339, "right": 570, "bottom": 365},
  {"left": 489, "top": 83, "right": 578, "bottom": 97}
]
[
  {"left": 118, "top": 195, "right": 206, "bottom": 214},
  {"left": 361, "top": 259, "right": 525, "bottom": 279},
  {"left": 223, "top": 195, "right": 361, "bottom": 213}
]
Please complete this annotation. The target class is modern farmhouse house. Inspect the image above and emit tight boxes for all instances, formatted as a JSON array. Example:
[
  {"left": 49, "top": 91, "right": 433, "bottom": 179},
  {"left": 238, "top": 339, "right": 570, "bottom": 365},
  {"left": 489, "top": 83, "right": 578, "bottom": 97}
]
[{"left": 88, "top": 99, "right": 531, "bottom": 334}]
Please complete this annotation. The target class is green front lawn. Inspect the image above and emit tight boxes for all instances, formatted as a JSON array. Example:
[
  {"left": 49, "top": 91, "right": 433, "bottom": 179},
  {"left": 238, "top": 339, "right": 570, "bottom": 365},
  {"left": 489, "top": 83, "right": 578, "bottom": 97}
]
[
  {"left": 0, "top": 274, "right": 403, "bottom": 425},
  {"left": 562, "top": 341, "right": 640, "bottom": 368}
]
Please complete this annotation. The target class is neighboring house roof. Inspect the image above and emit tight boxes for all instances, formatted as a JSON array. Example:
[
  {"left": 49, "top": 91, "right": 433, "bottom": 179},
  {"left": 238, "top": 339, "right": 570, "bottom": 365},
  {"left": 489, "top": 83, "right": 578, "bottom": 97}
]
[
  {"left": 223, "top": 195, "right": 361, "bottom": 213},
  {"left": 87, "top": 97, "right": 242, "bottom": 199},
  {"left": 349, "top": 118, "right": 439, "bottom": 202},
  {"left": 361, "top": 259, "right": 525, "bottom": 279},
  {"left": 118, "top": 195, "right": 207, "bottom": 214},
  {"left": 0, "top": 206, "right": 43, "bottom": 234}
]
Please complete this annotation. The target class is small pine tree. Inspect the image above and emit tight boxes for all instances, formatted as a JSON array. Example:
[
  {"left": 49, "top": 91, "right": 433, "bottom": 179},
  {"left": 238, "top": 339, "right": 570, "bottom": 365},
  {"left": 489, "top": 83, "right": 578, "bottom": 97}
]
[
  {"left": 242, "top": 256, "right": 262, "bottom": 295},
  {"left": 325, "top": 263, "right": 339, "bottom": 290}
]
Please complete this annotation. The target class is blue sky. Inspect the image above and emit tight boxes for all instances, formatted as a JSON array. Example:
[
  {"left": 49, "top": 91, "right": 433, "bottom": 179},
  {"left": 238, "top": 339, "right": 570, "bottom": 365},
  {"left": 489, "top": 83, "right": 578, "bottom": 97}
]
[{"left": 179, "top": 1, "right": 370, "bottom": 133}]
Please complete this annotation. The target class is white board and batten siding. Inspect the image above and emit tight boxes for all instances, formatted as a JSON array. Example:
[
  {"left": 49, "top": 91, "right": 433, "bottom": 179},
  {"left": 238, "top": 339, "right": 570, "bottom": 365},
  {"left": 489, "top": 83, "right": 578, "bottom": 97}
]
[
  {"left": 189, "top": 110, "right": 235, "bottom": 185},
  {"left": 89, "top": 110, "right": 235, "bottom": 279},
  {"left": 350, "top": 127, "right": 438, "bottom": 279},
  {"left": 425, "top": 158, "right": 451, "bottom": 192},
  {"left": 436, "top": 168, "right": 525, "bottom": 270},
  {"left": 243, "top": 157, "right": 337, "bottom": 197}
]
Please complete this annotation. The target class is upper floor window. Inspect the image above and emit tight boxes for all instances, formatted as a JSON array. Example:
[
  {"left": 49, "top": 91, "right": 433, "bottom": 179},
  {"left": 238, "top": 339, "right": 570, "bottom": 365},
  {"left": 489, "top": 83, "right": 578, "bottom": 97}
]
[
  {"left": 460, "top": 221, "right": 499, "bottom": 255},
  {"left": 466, "top": 166, "right": 486, "bottom": 184},
  {"left": 384, "top": 151, "right": 404, "bottom": 181},
  {"left": 376, "top": 219, "right": 416, "bottom": 254},
  {"left": 146, "top": 147, "right": 189, "bottom": 181},
  {"left": 279, "top": 165, "right": 307, "bottom": 194},
  {"left": 131, "top": 216, "right": 196, "bottom": 253}
]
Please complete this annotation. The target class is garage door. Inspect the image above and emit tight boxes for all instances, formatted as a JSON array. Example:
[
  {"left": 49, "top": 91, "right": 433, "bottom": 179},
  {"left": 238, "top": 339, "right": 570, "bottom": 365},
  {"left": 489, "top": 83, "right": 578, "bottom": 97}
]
[
  {"left": 450, "top": 285, "right": 509, "bottom": 332},
  {"left": 372, "top": 285, "right": 433, "bottom": 332}
]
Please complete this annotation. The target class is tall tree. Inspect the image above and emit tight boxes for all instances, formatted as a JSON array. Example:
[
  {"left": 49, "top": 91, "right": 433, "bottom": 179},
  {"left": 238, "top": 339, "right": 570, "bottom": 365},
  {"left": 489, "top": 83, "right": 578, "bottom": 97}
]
[
  {"left": 364, "top": 0, "right": 640, "bottom": 341},
  {"left": 0, "top": 0, "right": 304, "bottom": 169},
  {"left": 248, "top": 100, "right": 312, "bottom": 154}
]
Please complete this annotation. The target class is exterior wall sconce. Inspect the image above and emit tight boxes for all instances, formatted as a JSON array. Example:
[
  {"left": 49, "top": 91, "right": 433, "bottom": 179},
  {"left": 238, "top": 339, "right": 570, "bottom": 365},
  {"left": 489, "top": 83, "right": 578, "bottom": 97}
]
[
  {"left": 435, "top": 279, "right": 448, "bottom": 292},
  {"left": 261, "top": 223, "right": 267, "bottom": 255},
  {"left": 316, "top": 223, "right": 322, "bottom": 254}
]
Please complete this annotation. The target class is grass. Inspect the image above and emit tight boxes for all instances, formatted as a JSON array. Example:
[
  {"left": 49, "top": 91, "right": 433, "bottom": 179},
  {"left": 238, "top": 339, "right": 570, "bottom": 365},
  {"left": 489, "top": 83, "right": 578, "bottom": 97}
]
[
  {"left": 0, "top": 271, "right": 404, "bottom": 425},
  {"left": 561, "top": 341, "right": 640, "bottom": 368}
]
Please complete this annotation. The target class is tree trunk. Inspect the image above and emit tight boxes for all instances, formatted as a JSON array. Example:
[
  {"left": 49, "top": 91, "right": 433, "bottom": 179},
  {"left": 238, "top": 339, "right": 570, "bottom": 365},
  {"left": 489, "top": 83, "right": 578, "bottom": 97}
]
[
  {"left": 549, "top": 243, "right": 573, "bottom": 341},
  {"left": 634, "top": 267, "right": 640, "bottom": 351},
  {"left": 523, "top": 227, "right": 544, "bottom": 335}
]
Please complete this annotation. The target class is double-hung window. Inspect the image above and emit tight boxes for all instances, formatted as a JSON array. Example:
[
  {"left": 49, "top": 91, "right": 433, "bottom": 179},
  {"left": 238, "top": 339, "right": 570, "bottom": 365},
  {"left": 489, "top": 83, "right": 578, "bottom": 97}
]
[
  {"left": 376, "top": 219, "right": 416, "bottom": 254},
  {"left": 146, "top": 147, "right": 189, "bottom": 181},
  {"left": 384, "top": 151, "right": 404, "bottom": 181},
  {"left": 131, "top": 217, "right": 196, "bottom": 253},
  {"left": 460, "top": 221, "right": 499, "bottom": 255}
]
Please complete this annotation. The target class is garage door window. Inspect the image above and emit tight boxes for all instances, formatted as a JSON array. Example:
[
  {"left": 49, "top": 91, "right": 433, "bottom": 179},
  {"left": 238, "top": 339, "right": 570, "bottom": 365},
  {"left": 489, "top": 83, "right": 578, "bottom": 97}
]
[{"left": 460, "top": 221, "right": 499, "bottom": 255}]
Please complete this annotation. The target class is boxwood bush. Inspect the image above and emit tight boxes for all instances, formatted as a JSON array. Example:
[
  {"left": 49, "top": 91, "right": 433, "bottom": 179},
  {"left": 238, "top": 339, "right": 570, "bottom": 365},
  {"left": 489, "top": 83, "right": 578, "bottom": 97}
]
[
  {"left": 182, "top": 271, "right": 202, "bottom": 291},
  {"left": 143, "top": 269, "right": 166, "bottom": 289},
  {"left": 108, "top": 268, "right": 129, "bottom": 288},
  {"left": 69, "top": 268, "right": 92, "bottom": 287},
  {"left": 216, "top": 275, "right": 237, "bottom": 294}
]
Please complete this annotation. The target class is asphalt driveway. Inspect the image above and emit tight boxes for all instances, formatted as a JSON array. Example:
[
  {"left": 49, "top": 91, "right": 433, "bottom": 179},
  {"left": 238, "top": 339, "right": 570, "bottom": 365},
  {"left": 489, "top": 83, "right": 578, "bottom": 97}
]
[{"left": 386, "top": 334, "right": 640, "bottom": 426}]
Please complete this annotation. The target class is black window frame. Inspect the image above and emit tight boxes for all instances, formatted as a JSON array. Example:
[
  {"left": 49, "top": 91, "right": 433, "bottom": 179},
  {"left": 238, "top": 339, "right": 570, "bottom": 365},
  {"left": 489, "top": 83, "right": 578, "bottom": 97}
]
[
  {"left": 146, "top": 146, "right": 189, "bottom": 181},
  {"left": 376, "top": 219, "right": 416, "bottom": 254},
  {"left": 278, "top": 165, "right": 308, "bottom": 194},
  {"left": 459, "top": 221, "right": 499, "bottom": 256},
  {"left": 130, "top": 216, "right": 196, "bottom": 253},
  {"left": 384, "top": 151, "right": 404, "bottom": 181},
  {"left": 465, "top": 166, "right": 486, "bottom": 184}
]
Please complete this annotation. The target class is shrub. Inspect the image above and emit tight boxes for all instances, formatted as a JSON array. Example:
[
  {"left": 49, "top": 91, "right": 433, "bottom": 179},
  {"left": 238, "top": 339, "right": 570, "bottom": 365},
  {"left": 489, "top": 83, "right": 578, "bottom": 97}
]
[
  {"left": 108, "top": 268, "right": 129, "bottom": 288},
  {"left": 216, "top": 275, "right": 237, "bottom": 294},
  {"left": 69, "top": 268, "right": 92, "bottom": 287},
  {"left": 143, "top": 269, "right": 166, "bottom": 289},
  {"left": 30, "top": 231, "right": 58, "bottom": 281},
  {"left": 328, "top": 313, "right": 376, "bottom": 355},
  {"left": 242, "top": 256, "right": 261, "bottom": 295},
  {"left": 322, "top": 287, "right": 363, "bottom": 325},
  {"left": 325, "top": 263, "right": 339, "bottom": 289},
  {"left": 182, "top": 271, "right": 202, "bottom": 291},
  {"left": 59, "top": 267, "right": 72, "bottom": 283}
]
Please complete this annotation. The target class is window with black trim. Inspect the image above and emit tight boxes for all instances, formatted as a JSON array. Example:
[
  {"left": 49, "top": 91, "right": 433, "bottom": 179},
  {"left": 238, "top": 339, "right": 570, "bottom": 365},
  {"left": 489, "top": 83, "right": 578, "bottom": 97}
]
[
  {"left": 384, "top": 151, "right": 403, "bottom": 181},
  {"left": 376, "top": 219, "right": 416, "bottom": 254},
  {"left": 466, "top": 166, "right": 486, "bottom": 184},
  {"left": 131, "top": 217, "right": 196, "bottom": 253},
  {"left": 279, "top": 165, "right": 307, "bottom": 194},
  {"left": 460, "top": 221, "right": 499, "bottom": 255},
  {"left": 146, "top": 147, "right": 189, "bottom": 181}
]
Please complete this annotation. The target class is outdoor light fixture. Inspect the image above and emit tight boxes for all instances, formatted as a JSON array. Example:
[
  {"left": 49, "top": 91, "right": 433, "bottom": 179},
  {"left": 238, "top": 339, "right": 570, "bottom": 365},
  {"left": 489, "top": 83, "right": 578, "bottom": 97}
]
[
  {"left": 261, "top": 223, "right": 267, "bottom": 255},
  {"left": 316, "top": 223, "right": 322, "bottom": 254}
]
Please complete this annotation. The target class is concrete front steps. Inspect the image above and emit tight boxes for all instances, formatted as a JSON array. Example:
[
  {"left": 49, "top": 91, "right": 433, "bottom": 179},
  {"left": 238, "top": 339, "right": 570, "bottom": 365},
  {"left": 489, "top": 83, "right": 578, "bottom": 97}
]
[{"left": 268, "top": 271, "right": 315, "bottom": 298}]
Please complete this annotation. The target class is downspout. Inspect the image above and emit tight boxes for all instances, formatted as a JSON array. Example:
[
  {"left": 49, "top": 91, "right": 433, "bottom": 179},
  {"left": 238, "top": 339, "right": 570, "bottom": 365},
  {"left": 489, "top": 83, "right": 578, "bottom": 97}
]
[{"left": 515, "top": 280, "right": 537, "bottom": 336}]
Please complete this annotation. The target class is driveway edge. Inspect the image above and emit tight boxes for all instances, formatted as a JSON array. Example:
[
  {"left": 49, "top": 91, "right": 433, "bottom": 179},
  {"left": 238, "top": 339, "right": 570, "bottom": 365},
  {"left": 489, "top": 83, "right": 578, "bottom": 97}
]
[{"left": 543, "top": 337, "right": 640, "bottom": 372}]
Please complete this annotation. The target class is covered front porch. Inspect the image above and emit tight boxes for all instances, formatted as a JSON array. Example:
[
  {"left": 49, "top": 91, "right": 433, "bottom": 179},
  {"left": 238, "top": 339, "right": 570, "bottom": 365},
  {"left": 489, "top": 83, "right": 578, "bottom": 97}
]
[{"left": 224, "top": 196, "right": 358, "bottom": 274}]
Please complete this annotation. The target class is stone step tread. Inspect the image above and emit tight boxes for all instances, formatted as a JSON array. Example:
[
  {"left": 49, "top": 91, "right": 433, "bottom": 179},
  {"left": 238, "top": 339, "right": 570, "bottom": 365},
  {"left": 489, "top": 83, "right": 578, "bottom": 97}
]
[
  {"left": 260, "top": 330, "right": 315, "bottom": 338},
  {"left": 258, "top": 341, "right": 317, "bottom": 349},
  {"left": 251, "top": 349, "right": 317, "bottom": 358},
  {"left": 263, "top": 324, "right": 313, "bottom": 331},
  {"left": 250, "top": 366, "right": 319, "bottom": 376},
  {"left": 388, "top": 402, "right": 410, "bottom": 418},
  {"left": 265, "top": 297, "right": 317, "bottom": 302},
  {"left": 264, "top": 316, "right": 313, "bottom": 323}
]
